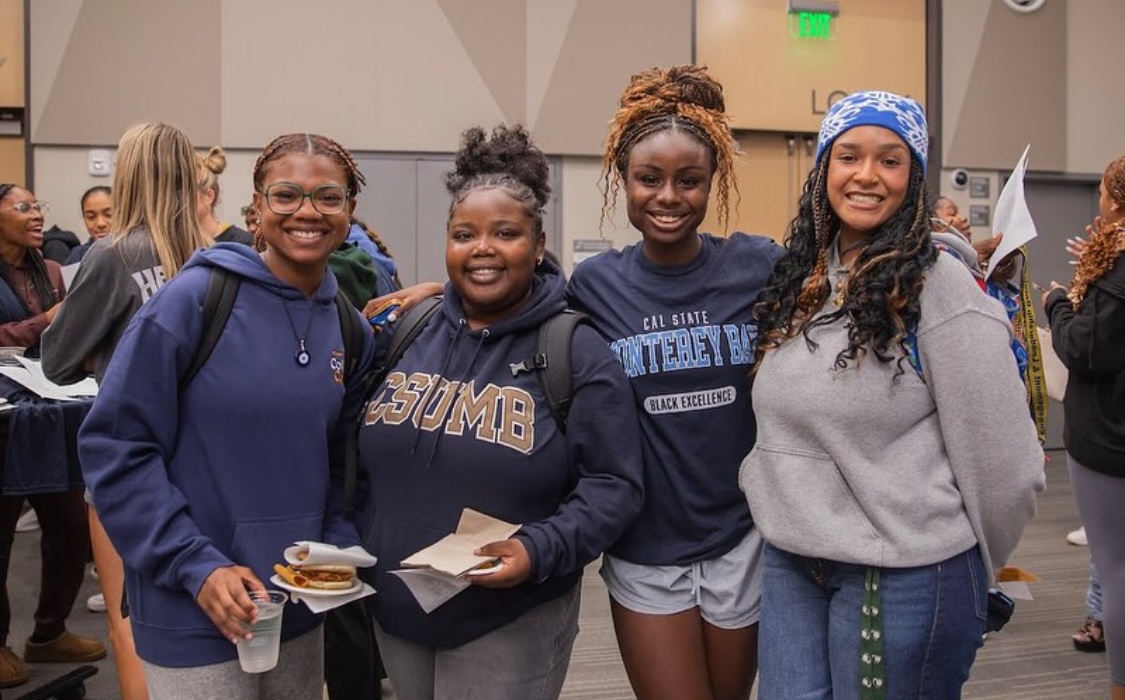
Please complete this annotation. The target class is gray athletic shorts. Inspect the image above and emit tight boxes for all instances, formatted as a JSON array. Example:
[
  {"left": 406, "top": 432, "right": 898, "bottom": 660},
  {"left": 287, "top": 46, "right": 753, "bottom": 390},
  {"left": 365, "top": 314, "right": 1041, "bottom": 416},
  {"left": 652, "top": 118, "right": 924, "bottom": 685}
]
[{"left": 601, "top": 526, "right": 764, "bottom": 629}]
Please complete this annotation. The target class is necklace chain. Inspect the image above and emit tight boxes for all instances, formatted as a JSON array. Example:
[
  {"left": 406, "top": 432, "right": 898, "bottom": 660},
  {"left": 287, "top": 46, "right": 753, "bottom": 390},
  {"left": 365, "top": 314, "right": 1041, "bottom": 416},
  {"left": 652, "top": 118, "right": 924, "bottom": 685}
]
[
  {"left": 832, "top": 236, "right": 870, "bottom": 307},
  {"left": 281, "top": 301, "right": 315, "bottom": 367}
]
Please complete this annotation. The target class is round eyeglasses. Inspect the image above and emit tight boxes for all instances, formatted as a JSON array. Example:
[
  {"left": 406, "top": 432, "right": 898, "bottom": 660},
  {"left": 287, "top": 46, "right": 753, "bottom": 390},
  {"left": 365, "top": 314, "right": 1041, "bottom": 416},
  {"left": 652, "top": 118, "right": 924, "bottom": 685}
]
[
  {"left": 4, "top": 201, "right": 49, "bottom": 216},
  {"left": 260, "top": 183, "right": 348, "bottom": 216}
]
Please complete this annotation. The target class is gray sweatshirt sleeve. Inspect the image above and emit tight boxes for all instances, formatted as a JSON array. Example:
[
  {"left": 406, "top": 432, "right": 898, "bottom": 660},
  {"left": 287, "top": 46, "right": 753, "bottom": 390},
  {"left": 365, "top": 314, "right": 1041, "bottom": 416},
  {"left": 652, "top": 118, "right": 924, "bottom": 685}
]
[
  {"left": 41, "top": 242, "right": 135, "bottom": 385},
  {"left": 916, "top": 268, "right": 1045, "bottom": 581}
]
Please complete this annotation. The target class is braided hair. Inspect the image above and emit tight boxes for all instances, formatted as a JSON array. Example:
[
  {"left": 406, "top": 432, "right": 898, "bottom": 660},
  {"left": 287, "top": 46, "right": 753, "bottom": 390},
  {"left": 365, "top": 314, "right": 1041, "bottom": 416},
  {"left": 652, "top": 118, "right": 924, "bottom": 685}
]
[
  {"left": 350, "top": 217, "right": 395, "bottom": 260},
  {"left": 253, "top": 134, "right": 366, "bottom": 197},
  {"left": 0, "top": 184, "right": 60, "bottom": 313},
  {"left": 753, "top": 152, "right": 937, "bottom": 380},
  {"left": 1069, "top": 154, "right": 1125, "bottom": 306},
  {"left": 601, "top": 65, "right": 738, "bottom": 231},
  {"left": 445, "top": 124, "right": 551, "bottom": 232},
  {"left": 252, "top": 134, "right": 366, "bottom": 249}
]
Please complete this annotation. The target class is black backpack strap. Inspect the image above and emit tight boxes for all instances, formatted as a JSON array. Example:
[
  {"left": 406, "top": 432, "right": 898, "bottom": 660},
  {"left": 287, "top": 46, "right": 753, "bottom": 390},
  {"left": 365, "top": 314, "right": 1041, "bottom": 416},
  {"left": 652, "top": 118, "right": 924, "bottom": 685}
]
[
  {"left": 343, "top": 296, "right": 442, "bottom": 515},
  {"left": 535, "top": 310, "right": 587, "bottom": 434},
  {"left": 381, "top": 296, "right": 443, "bottom": 377},
  {"left": 334, "top": 291, "right": 367, "bottom": 382},
  {"left": 181, "top": 268, "right": 239, "bottom": 392}
]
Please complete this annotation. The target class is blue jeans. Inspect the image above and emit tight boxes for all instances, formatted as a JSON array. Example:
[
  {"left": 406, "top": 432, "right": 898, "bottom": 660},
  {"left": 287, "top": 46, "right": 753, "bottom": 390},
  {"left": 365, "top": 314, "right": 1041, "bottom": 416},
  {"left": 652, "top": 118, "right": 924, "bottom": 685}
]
[{"left": 759, "top": 544, "right": 987, "bottom": 700}]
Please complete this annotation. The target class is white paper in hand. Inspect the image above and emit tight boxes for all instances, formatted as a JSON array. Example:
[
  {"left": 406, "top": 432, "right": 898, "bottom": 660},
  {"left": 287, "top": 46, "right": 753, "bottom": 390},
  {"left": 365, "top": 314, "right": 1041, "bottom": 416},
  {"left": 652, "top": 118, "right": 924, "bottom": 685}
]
[
  {"left": 988, "top": 144, "right": 1038, "bottom": 281},
  {"left": 390, "top": 569, "right": 472, "bottom": 614}
]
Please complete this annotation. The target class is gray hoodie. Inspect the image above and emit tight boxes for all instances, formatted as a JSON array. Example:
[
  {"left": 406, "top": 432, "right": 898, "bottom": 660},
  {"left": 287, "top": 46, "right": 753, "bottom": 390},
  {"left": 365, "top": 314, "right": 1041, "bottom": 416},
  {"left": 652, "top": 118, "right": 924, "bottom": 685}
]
[{"left": 741, "top": 252, "right": 1044, "bottom": 582}]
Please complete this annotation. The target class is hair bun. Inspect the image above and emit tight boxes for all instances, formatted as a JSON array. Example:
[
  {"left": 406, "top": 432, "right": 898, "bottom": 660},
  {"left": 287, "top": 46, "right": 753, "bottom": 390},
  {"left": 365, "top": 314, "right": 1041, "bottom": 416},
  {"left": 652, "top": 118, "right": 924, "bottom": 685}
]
[
  {"left": 446, "top": 124, "right": 550, "bottom": 210},
  {"left": 200, "top": 146, "right": 227, "bottom": 175},
  {"left": 620, "top": 65, "right": 725, "bottom": 114}
]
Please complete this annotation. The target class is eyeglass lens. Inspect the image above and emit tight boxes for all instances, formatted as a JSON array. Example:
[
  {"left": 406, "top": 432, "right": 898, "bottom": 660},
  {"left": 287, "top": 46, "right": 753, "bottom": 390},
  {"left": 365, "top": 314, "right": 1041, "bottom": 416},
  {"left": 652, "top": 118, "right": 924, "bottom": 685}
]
[{"left": 265, "top": 184, "right": 347, "bottom": 215}]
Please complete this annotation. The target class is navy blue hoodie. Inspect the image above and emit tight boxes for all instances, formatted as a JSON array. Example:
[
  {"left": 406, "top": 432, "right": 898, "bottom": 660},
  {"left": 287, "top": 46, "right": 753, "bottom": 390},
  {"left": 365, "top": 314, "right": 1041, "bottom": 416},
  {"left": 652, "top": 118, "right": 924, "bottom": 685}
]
[
  {"left": 357, "top": 260, "right": 643, "bottom": 648},
  {"left": 79, "top": 243, "right": 373, "bottom": 668},
  {"left": 567, "top": 233, "right": 783, "bottom": 566}
]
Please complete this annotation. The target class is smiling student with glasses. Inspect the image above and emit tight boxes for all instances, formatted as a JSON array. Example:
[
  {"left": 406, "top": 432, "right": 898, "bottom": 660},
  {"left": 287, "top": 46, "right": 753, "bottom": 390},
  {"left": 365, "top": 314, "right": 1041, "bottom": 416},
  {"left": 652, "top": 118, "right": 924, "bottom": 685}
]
[{"left": 77, "top": 132, "right": 375, "bottom": 700}]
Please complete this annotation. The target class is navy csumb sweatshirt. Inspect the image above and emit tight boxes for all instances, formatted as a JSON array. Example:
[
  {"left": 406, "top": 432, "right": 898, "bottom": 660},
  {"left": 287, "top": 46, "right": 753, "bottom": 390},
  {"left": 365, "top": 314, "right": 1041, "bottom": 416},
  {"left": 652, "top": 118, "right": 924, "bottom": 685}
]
[
  {"left": 357, "top": 260, "right": 644, "bottom": 648},
  {"left": 79, "top": 243, "right": 373, "bottom": 668}
]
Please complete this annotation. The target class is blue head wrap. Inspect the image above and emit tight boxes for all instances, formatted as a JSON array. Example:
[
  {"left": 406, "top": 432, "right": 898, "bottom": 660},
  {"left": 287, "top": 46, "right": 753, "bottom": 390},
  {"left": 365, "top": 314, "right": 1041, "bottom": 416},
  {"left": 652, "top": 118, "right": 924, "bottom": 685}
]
[{"left": 815, "top": 91, "right": 929, "bottom": 173}]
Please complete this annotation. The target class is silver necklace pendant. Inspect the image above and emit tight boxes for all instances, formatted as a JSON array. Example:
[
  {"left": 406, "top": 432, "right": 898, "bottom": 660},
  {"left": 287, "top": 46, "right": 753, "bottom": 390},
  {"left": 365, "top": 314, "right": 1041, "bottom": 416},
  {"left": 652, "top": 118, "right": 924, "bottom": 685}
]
[{"left": 295, "top": 339, "right": 310, "bottom": 367}]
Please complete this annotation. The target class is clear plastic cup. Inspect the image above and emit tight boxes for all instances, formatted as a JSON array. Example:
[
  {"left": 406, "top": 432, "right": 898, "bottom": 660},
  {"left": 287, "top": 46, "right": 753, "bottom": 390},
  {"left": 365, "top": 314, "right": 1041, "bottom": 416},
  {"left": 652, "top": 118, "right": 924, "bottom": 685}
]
[{"left": 236, "top": 590, "right": 288, "bottom": 673}]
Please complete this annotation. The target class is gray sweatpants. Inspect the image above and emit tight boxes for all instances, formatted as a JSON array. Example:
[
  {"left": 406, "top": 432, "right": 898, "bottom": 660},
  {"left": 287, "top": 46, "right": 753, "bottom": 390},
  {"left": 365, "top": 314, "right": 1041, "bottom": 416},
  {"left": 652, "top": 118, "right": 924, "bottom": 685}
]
[
  {"left": 1069, "top": 454, "right": 1125, "bottom": 685},
  {"left": 141, "top": 626, "right": 323, "bottom": 700},
  {"left": 375, "top": 585, "right": 580, "bottom": 700}
]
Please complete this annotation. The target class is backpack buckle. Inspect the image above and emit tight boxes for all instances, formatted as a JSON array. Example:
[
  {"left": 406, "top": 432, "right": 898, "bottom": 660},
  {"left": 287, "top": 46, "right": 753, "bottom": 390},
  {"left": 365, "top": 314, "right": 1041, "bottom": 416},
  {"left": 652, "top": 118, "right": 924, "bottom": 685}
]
[{"left": 509, "top": 353, "right": 548, "bottom": 376}]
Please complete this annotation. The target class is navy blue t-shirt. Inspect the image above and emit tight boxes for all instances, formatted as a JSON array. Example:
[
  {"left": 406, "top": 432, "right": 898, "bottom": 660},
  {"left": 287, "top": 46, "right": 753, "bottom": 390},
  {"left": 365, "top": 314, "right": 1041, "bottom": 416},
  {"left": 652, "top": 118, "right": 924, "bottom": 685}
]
[{"left": 567, "top": 232, "right": 783, "bottom": 565}]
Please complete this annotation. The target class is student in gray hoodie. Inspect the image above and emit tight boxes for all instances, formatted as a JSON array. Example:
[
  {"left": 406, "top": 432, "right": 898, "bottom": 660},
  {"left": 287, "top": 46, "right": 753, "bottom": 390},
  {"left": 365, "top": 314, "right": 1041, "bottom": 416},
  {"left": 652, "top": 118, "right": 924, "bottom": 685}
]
[{"left": 742, "top": 91, "right": 1045, "bottom": 699}]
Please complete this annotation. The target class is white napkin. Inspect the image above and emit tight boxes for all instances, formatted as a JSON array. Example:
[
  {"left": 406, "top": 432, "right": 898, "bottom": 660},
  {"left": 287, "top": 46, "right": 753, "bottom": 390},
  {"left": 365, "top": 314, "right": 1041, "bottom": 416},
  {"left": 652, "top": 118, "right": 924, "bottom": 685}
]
[
  {"left": 284, "top": 541, "right": 378, "bottom": 568},
  {"left": 283, "top": 579, "right": 377, "bottom": 614}
]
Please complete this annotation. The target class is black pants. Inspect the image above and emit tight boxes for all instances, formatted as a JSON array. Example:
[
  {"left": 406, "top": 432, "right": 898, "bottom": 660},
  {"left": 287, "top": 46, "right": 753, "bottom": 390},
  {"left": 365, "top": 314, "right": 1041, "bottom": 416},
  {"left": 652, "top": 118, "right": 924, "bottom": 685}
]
[
  {"left": 324, "top": 598, "right": 385, "bottom": 699},
  {"left": 0, "top": 490, "right": 90, "bottom": 647}
]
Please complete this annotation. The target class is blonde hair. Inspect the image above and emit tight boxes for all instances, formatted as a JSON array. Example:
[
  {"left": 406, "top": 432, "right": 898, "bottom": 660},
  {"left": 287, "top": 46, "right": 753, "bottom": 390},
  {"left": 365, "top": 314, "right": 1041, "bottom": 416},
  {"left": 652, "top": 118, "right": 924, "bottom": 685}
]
[
  {"left": 111, "top": 122, "right": 210, "bottom": 277},
  {"left": 195, "top": 146, "right": 227, "bottom": 213}
]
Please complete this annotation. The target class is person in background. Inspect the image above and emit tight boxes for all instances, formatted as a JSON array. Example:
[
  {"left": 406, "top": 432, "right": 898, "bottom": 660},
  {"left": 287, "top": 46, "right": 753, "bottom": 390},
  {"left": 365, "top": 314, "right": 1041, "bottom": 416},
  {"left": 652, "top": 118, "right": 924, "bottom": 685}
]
[
  {"left": 197, "top": 146, "right": 253, "bottom": 246},
  {"left": 347, "top": 218, "right": 401, "bottom": 289},
  {"left": 1043, "top": 153, "right": 1125, "bottom": 700},
  {"left": 40, "top": 219, "right": 80, "bottom": 266},
  {"left": 745, "top": 91, "right": 1044, "bottom": 698},
  {"left": 932, "top": 195, "right": 970, "bottom": 240},
  {"left": 65, "top": 186, "right": 113, "bottom": 265},
  {"left": 78, "top": 132, "right": 374, "bottom": 700},
  {"left": 0, "top": 183, "right": 106, "bottom": 690},
  {"left": 41, "top": 121, "right": 213, "bottom": 700},
  {"left": 566, "top": 65, "right": 783, "bottom": 700},
  {"left": 358, "top": 124, "right": 643, "bottom": 700}
]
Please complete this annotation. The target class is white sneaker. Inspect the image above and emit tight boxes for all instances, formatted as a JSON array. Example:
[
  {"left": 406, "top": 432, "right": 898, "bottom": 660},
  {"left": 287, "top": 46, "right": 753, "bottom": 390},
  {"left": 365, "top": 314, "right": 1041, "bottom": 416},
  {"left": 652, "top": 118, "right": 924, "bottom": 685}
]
[
  {"left": 1066, "top": 527, "right": 1088, "bottom": 546},
  {"left": 15, "top": 509, "right": 39, "bottom": 533},
  {"left": 86, "top": 593, "right": 107, "bottom": 613}
]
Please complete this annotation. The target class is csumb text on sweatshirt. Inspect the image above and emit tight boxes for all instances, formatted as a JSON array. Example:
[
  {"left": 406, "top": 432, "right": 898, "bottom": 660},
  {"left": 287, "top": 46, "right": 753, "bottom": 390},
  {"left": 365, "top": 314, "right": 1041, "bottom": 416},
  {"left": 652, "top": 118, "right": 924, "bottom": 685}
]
[
  {"left": 567, "top": 233, "right": 784, "bottom": 566},
  {"left": 357, "top": 259, "right": 643, "bottom": 648},
  {"left": 79, "top": 243, "right": 373, "bottom": 668}
]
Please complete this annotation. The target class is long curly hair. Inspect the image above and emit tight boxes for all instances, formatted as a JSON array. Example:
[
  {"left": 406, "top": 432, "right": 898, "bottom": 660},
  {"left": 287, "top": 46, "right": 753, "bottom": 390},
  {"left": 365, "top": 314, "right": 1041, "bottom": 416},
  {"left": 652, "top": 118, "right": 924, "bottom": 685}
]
[
  {"left": 600, "top": 65, "right": 738, "bottom": 231},
  {"left": 1069, "top": 154, "right": 1125, "bottom": 306},
  {"left": 445, "top": 124, "right": 551, "bottom": 233},
  {"left": 753, "top": 154, "right": 937, "bottom": 379}
]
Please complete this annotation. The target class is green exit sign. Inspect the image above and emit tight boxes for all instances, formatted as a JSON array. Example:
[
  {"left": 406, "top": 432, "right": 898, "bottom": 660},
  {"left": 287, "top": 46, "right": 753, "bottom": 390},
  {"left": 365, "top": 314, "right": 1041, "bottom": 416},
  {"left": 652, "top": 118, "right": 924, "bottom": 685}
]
[{"left": 791, "top": 11, "right": 833, "bottom": 39}]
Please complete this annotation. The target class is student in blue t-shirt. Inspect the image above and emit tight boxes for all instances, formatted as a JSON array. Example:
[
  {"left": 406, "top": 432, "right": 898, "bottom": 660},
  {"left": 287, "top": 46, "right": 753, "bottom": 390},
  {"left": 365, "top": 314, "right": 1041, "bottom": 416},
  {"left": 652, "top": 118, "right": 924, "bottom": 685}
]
[{"left": 566, "top": 65, "right": 783, "bottom": 700}]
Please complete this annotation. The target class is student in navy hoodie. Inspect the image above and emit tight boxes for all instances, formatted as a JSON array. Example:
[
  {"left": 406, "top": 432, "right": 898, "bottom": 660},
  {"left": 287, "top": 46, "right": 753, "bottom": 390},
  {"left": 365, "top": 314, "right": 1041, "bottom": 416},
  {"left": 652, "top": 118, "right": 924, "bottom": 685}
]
[
  {"left": 78, "top": 133, "right": 374, "bottom": 700},
  {"left": 566, "top": 66, "right": 783, "bottom": 700},
  {"left": 357, "top": 125, "right": 643, "bottom": 700}
]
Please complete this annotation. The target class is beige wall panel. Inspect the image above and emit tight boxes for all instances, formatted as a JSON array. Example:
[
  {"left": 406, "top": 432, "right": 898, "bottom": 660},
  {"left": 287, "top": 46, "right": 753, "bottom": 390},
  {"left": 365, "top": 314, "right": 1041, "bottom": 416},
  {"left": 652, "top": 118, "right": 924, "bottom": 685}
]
[
  {"left": 944, "top": 2, "right": 1065, "bottom": 171},
  {"left": 27, "top": 0, "right": 81, "bottom": 126},
  {"left": 0, "top": 139, "right": 25, "bottom": 187},
  {"left": 1065, "top": 2, "right": 1125, "bottom": 174},
  {"left": 532, "top": 0, "right": 692, "bottom": 154},
  {"left": 0, "top": 0, "right": 25, "bottom": 106},
  {"left": 33, "top": 0, "right": 220, "bottom": 146},
  {"left": 559, "top": 156, "right": 634, "bottom": 273},
  {"left": 220, "top": 0, "right": 505, "bottom": 152},
  {"left": 697, "top": 0, "right": 926, "bottom": 133},
  {"left": 700, "top": 133, "right": 801, "bottom": 242},
  {"left": 940, "top": 0, "right": 991, "bottom": 145}
]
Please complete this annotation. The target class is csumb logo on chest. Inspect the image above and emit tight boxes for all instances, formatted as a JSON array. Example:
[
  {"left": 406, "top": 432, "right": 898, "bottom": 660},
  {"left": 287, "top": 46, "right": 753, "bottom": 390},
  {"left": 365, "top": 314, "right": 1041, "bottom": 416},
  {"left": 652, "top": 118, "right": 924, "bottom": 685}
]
[
  {"left": 364, "top": 372, "right": 536, "bottom": 455},
  {"left": 613, "top": 310, "right": 755, "bottom": 416}
]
